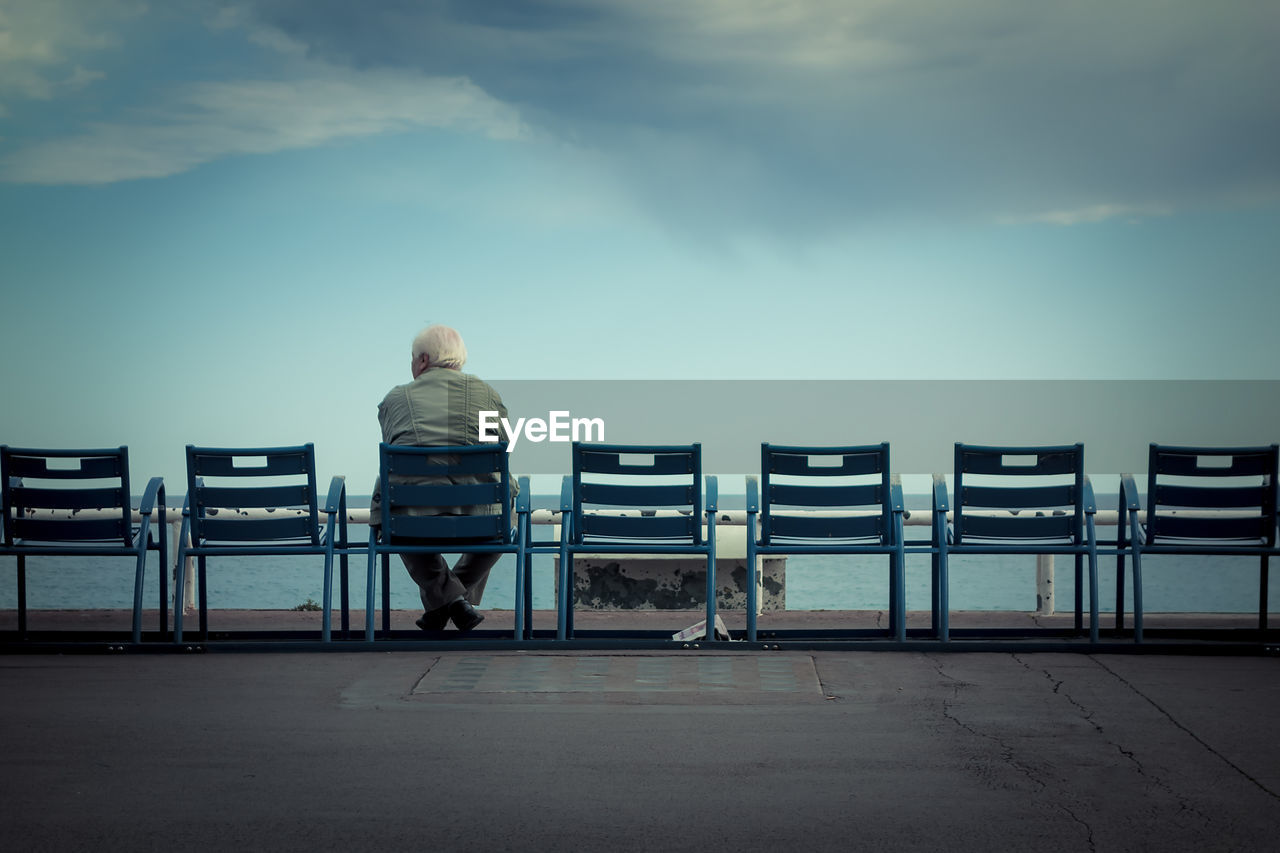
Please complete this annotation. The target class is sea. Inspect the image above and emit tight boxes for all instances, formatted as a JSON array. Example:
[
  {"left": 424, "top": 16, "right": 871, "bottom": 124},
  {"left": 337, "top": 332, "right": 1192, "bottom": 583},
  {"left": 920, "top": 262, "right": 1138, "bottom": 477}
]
[{"left": 3, "top": 493, "right": 1276, "bottom": 614}]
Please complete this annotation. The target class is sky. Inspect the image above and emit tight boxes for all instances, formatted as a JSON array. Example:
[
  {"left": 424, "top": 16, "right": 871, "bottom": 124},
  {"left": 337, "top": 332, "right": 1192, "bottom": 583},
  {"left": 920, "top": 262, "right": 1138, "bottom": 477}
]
[{"left": 1, "top": 0, "right": 1278, "bottom": 489}]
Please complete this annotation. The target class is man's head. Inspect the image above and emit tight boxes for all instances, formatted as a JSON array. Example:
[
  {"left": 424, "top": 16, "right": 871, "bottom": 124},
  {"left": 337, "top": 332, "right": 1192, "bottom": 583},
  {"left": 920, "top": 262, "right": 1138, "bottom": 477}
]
[{"left": 411, "top": 324, "right": 467, "bottom": 377}]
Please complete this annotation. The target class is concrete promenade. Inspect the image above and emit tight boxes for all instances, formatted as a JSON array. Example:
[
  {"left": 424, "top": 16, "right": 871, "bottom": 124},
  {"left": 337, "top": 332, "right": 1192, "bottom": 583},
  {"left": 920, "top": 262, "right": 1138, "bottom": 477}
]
[
  {"left": 2, "top": 607, "right": 1271, "bottom": 637},
  {"left": 2, "top": 630, "right": 1279, "bottom": 851}
]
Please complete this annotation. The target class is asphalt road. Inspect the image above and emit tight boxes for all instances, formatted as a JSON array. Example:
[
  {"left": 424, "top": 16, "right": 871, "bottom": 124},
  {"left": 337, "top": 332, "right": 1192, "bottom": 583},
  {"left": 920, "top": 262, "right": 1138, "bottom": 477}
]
[{"left": 2, "top": 650, "right": 1278, "bottom": 852}]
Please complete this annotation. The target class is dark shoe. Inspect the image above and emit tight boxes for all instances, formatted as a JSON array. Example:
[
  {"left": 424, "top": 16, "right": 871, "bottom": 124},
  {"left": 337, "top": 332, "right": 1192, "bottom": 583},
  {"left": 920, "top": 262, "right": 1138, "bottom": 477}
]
[
  {"left": 415, "top": 607, "right": 450, "bottom": 631},
  {"left": 449, "top": 598, "right": 484, "bottom": 632}
]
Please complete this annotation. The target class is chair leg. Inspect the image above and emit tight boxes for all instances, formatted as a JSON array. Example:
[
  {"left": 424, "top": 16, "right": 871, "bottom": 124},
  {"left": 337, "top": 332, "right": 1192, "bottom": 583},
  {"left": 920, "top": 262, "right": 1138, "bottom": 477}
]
[
  {"left": 930, "top": 551, "right": 939, "bottom": 638},
  {"left": 173, "top": 544, "right": 187, "bottom": 643},
  {"left": 1074, "top": 553, "right": 1083, "bottom": 635},
  {"left": 1132, "top": 549, "right": 1144, "bottom": 644},
  {"left": 936, "top": 541, "right": 950, "bottom": 643},
  {"left": 1088, "top": 550, "right": 1100, "bottom": 645},
  {"left": 704, "top": 551, "right": 716, "bottom": 642},
  {"left": 158, "top": 536, "right": 169, "bottom": 640},
  {"left": 321, "top": 549, "right": 333, "bottom": 643},
  {"left": 340, "top": 551, "right": 350, "bottom": 637},
  {"left": 513, "top": 547, "right": 526, "bottom": 641},
  {"left": 560, "top": 552, "right": 574, "bottom": 640},
  {"left": 364, "top": 542, "right": 377, "bottom": 642},
  {"left": 893, "top": 544, "right": 907, "bottom": 643},
  {"left": 131, "top": 546, "right": 147, "bottom": 644},
  {"left": 939, "top": 555, "right": 950, "bottom": 643},
  {"left": 17, "top": 555, "right": 27, "bottom": 637},
  {"left": 1115, "top": 551, "right": 1127, "bottom": 632},
  {"left": 381, "top": 553, "right": 391, "bottom": 635},
  {"left": 521, "top": 551, "right": 533, "bottom": 640},
  {"left": 525, "top": 552, "right": 535, "bottom": 640},
  {"left": 198, "top": 556, "right": 209, "bottom": 640},
  {"left": 890, "top": 555, "right": 901, "bottom": 635},
  {"left": 1114, "top": 507, "right": 1127, "bottom": 633},
  {"left": 746, "top": 540, "right": 758, "bottom": 643},
  {"left": 1260, "top": 555, "right": 1270, "bottom": 632},
  {"left": 1087, "top": 518, "right": 1099, "bottom": 645}
]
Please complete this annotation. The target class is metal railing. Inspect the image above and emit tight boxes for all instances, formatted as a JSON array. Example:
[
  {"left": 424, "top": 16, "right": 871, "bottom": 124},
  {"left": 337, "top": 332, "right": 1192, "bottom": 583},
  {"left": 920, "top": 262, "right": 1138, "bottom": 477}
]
[{"left": 14, "top": 505, "right": 1255, "bottom": 617}]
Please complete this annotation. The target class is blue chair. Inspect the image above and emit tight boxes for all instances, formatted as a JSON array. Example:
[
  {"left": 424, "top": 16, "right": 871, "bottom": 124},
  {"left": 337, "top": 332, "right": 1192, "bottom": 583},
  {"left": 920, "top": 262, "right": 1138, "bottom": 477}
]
[
  {"left": 559, "top": 443, "right": 718, "bottom": 640},
  {"left": 934, "top": 443, "right": 1099, "bottom": 643},
  {"left": 173, "top": 444, "right": 347, "bottom": 643},
  {"left": 366, "top": 442, "right": 528, "bottom": 640},
  {"left": 746, "top": 443, "right": 906, "bottom": 642},
  {"left": 1117, "top": 444, "right": 1279, "bottom": 643},
  {"left": 1, "top": 446, "right": 166, "bottom": 643}
]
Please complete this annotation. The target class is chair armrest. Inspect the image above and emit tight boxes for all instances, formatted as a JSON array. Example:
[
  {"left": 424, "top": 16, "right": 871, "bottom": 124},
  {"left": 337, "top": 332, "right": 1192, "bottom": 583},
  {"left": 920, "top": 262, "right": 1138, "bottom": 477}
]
[
  {"left": 559, "top": 475, "right": 573, "bottom": 513},
  {"left": 890, "top": 474, "right": 907, "bottom": 518},
  {"left": 1119, "top": 474, "right": 1141, "bottom": 512},
  {"left": 1082, "top": 475, "right": 1097, "bottom": 514},
  {"left": 932, "top": 473, "right": 950, "bottom": 513},
  {"left": 138, "top": 477, "right": 165, "bottom": 517},
  {"left": 323, "top": 476, "right": 347, "bottom": 516},
  {"left": 705, "top": 475, "right": 718, "bottom": 513},
  {"left": 745, "top": 476, "right": 759, "bottom": 514},
  {"left": 319, "top": 476, "right": 348, "bottom": 546},
  {"left": 1117, "top": 474, "right": 1145, "bottom": 548},
  {"left": 516, "top": 476, "right": 532, "bottom": 514}
]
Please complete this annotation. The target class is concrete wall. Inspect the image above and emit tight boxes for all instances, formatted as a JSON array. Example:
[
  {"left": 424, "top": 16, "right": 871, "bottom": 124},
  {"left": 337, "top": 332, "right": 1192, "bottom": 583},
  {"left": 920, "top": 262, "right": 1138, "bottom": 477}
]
[{"left": 555, "top": 526, "right": 786, "bottom": 611}]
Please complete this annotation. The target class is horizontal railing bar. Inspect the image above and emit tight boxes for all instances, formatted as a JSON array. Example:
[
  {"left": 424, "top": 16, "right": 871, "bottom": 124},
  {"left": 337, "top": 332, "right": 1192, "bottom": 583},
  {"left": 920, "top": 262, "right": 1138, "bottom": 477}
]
[
  {"left": 10, "top": 504, "right": 1274, "bottom": 623},
  {"left": 11, "top": 506, "right": 1274, "bottom": 527}
]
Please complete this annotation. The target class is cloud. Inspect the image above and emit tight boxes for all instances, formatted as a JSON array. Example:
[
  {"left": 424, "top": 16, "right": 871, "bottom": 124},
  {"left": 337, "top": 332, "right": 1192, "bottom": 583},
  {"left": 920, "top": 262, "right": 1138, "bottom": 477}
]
[
  {"left": 0, "top": 0, "right": 131, "bottom": 105},
  {"left": 1, "top": 61, "right": 526, "bottom": 184},
  {"left": 232, "top": 0, "right": 1280, "bottom": 234},
  {"left": 4, "top": 1, "right": 1277, "bottom": 232},
  {"left": 999, "top": 203, "right": 1174, "bottom": 227}
]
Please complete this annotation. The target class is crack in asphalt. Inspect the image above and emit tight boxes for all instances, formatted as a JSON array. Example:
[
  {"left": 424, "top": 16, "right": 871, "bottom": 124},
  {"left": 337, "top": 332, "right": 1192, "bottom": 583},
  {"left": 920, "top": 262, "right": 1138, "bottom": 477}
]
[
  {"left": 1092, "top": 656, "right": 1280, "bottom": 804},
  {"left": 927, "top": 654, "right": 1097, "bottom": 851},
  {"left": 1012, "top": 654, "right": 1210, "bottom": 828}
]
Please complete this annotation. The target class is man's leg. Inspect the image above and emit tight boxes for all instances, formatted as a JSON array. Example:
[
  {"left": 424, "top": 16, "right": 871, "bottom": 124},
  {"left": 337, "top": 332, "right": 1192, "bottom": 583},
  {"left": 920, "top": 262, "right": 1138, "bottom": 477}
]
[
  {"left": 400, "top": 551, "right": 467, "bottom": 612},
  {"left": 452, "top": 551, "right": 502, "bottom": 606}
]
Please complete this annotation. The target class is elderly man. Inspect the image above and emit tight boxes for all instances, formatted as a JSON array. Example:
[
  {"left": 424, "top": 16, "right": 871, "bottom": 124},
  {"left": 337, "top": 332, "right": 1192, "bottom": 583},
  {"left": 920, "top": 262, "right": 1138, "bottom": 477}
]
[{"left": 373, "top": 324, "right": 513, "bottom": 632}]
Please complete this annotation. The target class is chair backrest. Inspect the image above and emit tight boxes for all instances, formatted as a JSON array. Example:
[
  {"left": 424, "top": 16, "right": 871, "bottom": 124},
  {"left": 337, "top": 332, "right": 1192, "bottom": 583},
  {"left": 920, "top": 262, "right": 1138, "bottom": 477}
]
[
  {"left": 378, "top": 442, "right": 513, "bottom": 543},
  {"left": 186, "top": 444, "right": 320, "bottom": 545},
  {"left": 1144, "top": 444, "right": 1279, "bottom": 547},
  {"left": 953, "top": 443, "right": 1085, "bottom": 545},
  {"left": 759, "top": 443, "right": 891, "bottom": 545},
  {"left": 572, "top": 443, "right": 703, "bottom": 544},
  {"left": 1, "top": 446, "right": 133, "bottom": 546}
]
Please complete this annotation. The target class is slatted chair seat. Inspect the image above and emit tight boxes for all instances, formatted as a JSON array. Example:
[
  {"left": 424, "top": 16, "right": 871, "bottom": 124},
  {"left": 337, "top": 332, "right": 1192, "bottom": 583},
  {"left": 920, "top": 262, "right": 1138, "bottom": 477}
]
[
  {"left": 1, "top": 446, "right": 166, "bottom": 643},
  {"left": 1117, "top": 444, "right": 1279, "bottom": 642},
  {"left": 934, "top": 443, "right": 1099, "bottom": 643},
  {"left": 173, "top": 444, "right": 348, "bottom": 643},
  {"left": 746, "top": 443, "right": 906, "bottom": 641},
  {"left": 559, "top": 443, "right": 718, "bottom": 640},
  {"left": 365, "top": 442, "right": 528, "bottom": 640}
]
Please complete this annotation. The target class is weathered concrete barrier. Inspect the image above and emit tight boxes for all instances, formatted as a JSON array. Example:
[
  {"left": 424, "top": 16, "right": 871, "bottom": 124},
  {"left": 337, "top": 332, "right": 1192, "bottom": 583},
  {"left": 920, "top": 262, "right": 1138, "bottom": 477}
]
[{"left": 554, "top": 525, "right": 786, "bottom": 612}]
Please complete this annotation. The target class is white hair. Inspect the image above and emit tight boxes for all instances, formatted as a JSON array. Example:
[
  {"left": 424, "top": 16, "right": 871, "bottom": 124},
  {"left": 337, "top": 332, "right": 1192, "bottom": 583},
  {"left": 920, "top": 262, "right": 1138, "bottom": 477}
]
[{"left": 411, "top": 324, "right": 467, "bottom": 369}]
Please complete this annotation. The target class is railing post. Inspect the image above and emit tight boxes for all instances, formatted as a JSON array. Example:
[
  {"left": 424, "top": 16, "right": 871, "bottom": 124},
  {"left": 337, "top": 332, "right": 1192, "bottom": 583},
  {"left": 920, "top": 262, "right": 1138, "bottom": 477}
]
[
  {"left": 169, "top": 519, "right": 195, "bottom": 614},
  {"left": 169, "top": 519, "right": 182, "bottom": 612},
  {"left": 1036, "top": 554, "right": 1054, "bottom": 615}
]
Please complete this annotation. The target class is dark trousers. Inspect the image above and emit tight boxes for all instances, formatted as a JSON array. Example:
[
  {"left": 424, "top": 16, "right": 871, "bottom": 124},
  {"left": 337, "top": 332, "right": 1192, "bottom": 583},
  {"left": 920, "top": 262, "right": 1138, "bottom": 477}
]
[{"left": 400, "top": 542, "right": 501, "bottom": 612}]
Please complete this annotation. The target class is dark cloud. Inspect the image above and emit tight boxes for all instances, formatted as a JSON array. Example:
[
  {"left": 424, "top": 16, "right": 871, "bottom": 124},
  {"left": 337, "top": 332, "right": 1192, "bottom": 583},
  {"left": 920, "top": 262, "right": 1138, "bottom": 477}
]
[{"left": 232, "top": 0, "right": 1280, "bottom": 236}]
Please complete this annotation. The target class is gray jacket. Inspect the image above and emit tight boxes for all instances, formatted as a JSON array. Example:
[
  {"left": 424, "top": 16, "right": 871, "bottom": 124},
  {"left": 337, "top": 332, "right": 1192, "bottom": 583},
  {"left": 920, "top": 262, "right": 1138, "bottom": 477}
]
[{"left": 369, "top": 367, "right": 515, "bottom": 526}]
